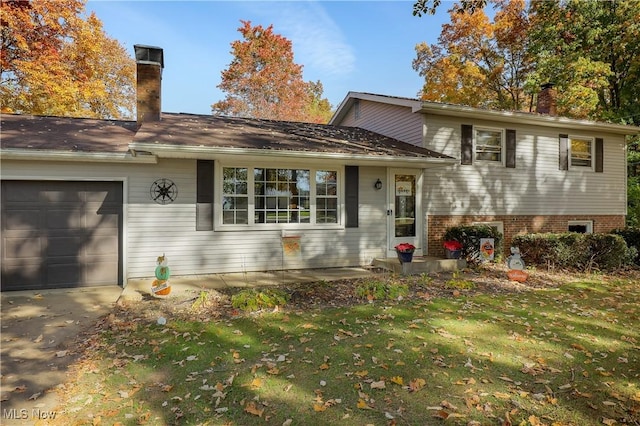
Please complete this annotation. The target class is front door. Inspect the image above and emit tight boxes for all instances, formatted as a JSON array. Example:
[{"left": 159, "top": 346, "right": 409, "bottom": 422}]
[{"left": 388, "top": 169, "right": 422, "bottom": 257}]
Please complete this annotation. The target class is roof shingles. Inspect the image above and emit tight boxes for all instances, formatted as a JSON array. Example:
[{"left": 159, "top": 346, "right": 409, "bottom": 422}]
[{"left": 1, "top": 112, "right": 451, "bottom": 160}]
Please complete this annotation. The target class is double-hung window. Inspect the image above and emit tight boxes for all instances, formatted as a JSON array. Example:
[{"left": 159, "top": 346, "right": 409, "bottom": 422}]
[
  {"left": 569, "top": 136, "right": 594, "bottom": 169},
  {"left": 475, "top": 127, "right": 504, "bottom": 163},
  {"left": 221, "top": 166, "right": 340, "bottom": 228}
]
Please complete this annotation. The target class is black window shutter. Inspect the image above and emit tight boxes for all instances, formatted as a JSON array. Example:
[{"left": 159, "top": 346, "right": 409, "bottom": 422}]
[
  {"left": 196, "top": 160, "right": 214, "bottom": 231},
  {"left": 461, "top": 124, "right": 473, "bottom": 165},
  {"left": 559, "top": 134, "right": 569, "bottom": 170},
  {"left": 345, "top": 166, "right": 359, "bottom": 228},
  {"left": 506, "top": 129, "right": 516, "bottom": 168},
  {"left": 595, "top": 138, "right": 604, "bottom": 173}
]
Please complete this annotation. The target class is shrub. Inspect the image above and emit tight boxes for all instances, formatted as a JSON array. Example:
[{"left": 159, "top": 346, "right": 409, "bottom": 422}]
[
  {"left": 444, "top": 272, "right": 475, "bottom": 290},
  {"left": 231, "top": 288, "right": 289, "bottom": 312},
  {"left": 356, "top": 279, "right": 409, "bottom": 301},
  {"left": 443, "top": 225, "right": 503, "bottom": 263},
  {"left": 611, "top": 227, "right": 640, "bottom": 265},
  {"left": 512, "top": 232, "right": 632, "bottom": 272}
]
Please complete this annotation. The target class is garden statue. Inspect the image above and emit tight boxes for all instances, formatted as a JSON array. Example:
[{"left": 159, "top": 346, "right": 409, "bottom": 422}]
[
  {"left": 506, "top": 247, "right": 528, "bottom": 282},
  {"left": 151, "top": 254, "right": 172, "bottom": 296}
]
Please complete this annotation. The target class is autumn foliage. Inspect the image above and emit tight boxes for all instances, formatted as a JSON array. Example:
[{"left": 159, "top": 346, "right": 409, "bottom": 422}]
[
  {"left": 212, "top": 21, "right": 332, "bottom": 124},
  {"left": 413, "top": 0, "right": 532, "bottom": 111},
  {"left": 1, "top": 0, "right": 135, "bottom": 119}
]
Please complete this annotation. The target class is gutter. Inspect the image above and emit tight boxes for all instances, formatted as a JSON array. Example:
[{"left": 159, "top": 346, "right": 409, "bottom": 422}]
[
  {"left": 0, "top": 149, "right": 158, "bottom": 164},
  {"left": 417, "top": 103, "right": 640, "bottom": 135},
  {"left": 128, "top": 142, "right": 458, "bottom": 167}
]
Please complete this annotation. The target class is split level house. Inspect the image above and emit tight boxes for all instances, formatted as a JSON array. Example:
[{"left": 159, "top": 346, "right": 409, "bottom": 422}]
[{"left": 1, "top": 45, "right": 639, "bottom": 291}]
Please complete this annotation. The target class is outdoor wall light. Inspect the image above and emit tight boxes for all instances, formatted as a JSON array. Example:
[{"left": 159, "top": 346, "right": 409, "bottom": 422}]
[{"left": 374, "top": 178, "right": 383, "bottom": 190}]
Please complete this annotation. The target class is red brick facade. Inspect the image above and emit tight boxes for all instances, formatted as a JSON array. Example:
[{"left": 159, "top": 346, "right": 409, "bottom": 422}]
[{"left": 427, "top": 214, "right": 625, "bottom": 257}]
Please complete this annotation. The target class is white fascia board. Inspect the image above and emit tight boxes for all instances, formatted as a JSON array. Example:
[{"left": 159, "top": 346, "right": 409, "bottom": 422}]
[
  {"left": 0, "top": 149, "right": 158, "bottom": 164},
  {"left": 128, "top": 142, "right": 457, "bottom": 168},
  {"left": 330, "top": 92, "right": 421, "bottom": 125},
  {"left": 418, "top": 102, "right": 640, "bottom": 135}
]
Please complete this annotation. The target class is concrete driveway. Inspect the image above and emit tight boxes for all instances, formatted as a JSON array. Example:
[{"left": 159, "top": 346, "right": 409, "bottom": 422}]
[
  {"left": 0, "top": 286, "right": 122, "bottom": 425},
  {"left": 0, "top": 267, "right": 375, "bottom": 424}
]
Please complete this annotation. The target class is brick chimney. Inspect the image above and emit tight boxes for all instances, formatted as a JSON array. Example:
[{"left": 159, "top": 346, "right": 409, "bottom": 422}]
[
  {"left": 536, "top": 83, "right": 557, "bottom": 116},
  {"left": 134, "top": 45, "right": 164, "bottom": 125}
]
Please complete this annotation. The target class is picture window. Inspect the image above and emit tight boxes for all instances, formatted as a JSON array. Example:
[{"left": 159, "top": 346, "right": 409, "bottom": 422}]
[{"left": 221, "top": 166, "right": 340, "bottom": 228}]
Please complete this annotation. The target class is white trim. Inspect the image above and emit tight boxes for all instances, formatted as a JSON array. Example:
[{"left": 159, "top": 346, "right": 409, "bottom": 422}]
[
  {"left": 129, "top": 142, "right": 456, "bottom": 168},
  {"left": 474, "top": 126, "right": 505, "bottom": 165},
  {"left": 330, "top": 92, "right": 640, "bottom": 135},
  {"left": 0, "top": 149, "right": 158, "bottom": 164},
  {"left": 419, "top": 102, "right": 640, "bottom": 135},
  {"left": 568, "top": 135, "right": 595, "bottom": 171},
  {"left": 387, "top": 168, "right": 423, "bottom": 257},
  {"left": 213, "top": 162, "right": 345, "bottom": 232},
  {"left": 330, "top": 91, "right": 421, "bottom": 125}
]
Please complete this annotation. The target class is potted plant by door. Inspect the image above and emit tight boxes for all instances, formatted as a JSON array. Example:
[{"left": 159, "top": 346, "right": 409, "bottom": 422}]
[
  {"left": 443, "top": 240, "right": 463, "bottom": 259},
  {"left": 395, "top": 243, "right": 416, "bottom": 264}
]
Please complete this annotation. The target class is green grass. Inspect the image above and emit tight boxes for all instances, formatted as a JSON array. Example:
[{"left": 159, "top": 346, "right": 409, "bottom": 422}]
[{"left": 56, "top": 275, "right": 639, "bottom": 425}]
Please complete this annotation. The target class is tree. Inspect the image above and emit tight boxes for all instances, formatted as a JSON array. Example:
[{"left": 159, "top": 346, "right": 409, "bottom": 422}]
[
  {"left": 1, "top": 0, "right": 134, "bottom": 119},
  {"left": 413, "top": 0, "right": 486, "bottom": 17},
  {"left": 413, "top": 0, "right": 533, "bottom": 111},
  {"left": 212, "top": 20, "right": 332, "bottom": 123},
  {"left": 528, "top": 0, "right": 640, "bottom": 226},
  {"left": 527, "top": 0, "right": 640, "bottom": 122},
  {"left": 304, "top": 80, "right": 333, "bottom": 124}
]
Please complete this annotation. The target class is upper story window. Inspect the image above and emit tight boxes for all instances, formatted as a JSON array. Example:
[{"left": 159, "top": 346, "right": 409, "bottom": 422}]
[
  {"left": 569, "top": 136, "right": 594, "bottom": 169},
  {"left": 475, "top": 127, "right": 504, "bottom": 163},
  {"left": 220, "top": 166, "right": 340, "bottom": 229}
]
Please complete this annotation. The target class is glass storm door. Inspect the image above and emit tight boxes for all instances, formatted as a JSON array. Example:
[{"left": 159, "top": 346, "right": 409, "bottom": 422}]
[{"left": 388, "top": 169, "right": 422, "bottom": 257}]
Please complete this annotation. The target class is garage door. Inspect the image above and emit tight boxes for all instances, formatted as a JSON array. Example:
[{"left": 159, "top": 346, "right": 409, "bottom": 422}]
[{"left": 1, "top": 181, "right": 123, "bottom": 291}]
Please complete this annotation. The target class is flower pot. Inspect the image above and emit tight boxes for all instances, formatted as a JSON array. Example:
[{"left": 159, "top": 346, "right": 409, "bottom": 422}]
[
  {"left": 445, "top": 249, "right": 461, "bottom": 259},
  {"left": 396, "top": 250, "right": 414, "bottom": 264}
]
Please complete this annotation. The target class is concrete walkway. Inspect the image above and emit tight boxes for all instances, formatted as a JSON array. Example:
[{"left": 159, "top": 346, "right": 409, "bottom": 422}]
[
  {"left": 0, "top": 267, "right": 374, "bottom": 425},
  {"left": 119, "top": 267, "right": 375, "bottom": 302}
]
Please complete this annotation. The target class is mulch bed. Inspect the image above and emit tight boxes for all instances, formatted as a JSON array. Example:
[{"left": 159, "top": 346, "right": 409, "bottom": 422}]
[{"left": 110, "top": 264, "right": 621, "bottom": 324}]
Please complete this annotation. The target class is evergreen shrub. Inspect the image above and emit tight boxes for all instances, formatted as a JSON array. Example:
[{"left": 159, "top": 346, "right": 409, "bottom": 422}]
[
  {"left": 443, "top": 225, "right": 503, "bottom": 263},
  {"left": 512, "top": 232, "right": 632, "bottom": 271}
]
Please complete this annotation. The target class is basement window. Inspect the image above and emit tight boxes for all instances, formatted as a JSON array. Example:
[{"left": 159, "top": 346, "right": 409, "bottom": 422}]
[
  {"left": 473, "top": 221, "right": 504, "bottom": 237},
  {"left": 568, "top": 220, "right": 593, "bottom": 234}
]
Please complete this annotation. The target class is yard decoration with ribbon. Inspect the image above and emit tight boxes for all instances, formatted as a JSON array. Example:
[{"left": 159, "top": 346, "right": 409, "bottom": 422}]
[{"left": 151, "top": 254, "right": 172, "bottom": 296}]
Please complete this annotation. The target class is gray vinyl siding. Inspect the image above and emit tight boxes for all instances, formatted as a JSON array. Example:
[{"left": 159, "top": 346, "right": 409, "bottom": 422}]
[
  {"left": 422, "top": 115, "right": 627, "bottom": 216},
  {"left": 340, "top": 100, "right": 423, "bottom": 147},
  {"left": 1, "top": 160, "right": 387, "bottom": 279}
]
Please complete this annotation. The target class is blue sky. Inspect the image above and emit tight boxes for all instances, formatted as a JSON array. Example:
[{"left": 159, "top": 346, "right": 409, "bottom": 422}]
[{"left": 86, "top": 1, "right": 455, "bottom": 115}]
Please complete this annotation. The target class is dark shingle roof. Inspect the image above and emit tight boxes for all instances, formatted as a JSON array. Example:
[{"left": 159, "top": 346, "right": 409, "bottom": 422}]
[
  {"left": 134, "top": 113, "right": 451, "bottom": 159},
  {"left": 1, "top": 114, "right": 137, "bottom": 153},
  {"left": 1, "top": 112, "right": 452, "bottom": 160}
]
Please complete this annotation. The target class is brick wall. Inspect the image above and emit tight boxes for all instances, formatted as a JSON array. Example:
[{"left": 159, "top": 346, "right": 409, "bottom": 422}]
[
  {"left": 136, "top": 63, "right": 162, "bottom": 125},
  {"left": 427, "top": 214, "right": 625, "bottom": 257}
]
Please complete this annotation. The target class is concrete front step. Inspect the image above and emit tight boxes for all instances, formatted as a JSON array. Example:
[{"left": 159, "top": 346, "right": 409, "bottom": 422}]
[{"left": 372, "top": 256, "right": 467, "bottom": 275}]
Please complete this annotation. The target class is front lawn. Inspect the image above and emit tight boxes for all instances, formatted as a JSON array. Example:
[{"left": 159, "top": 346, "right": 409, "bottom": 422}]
[{"left": 54, "top": 268, "right": 639, "bottom": 425}]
